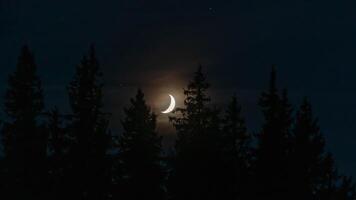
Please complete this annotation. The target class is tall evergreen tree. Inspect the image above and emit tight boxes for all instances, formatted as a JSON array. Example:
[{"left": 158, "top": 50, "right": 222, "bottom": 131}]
[
  {"left": 169, "top": 65, "right": 223, "bottom": 200},
  {"left": 66, "top": 45, "right": 111, "bottom": 200},
  {"left": 1, "top": 45, "right": 47, "bottom": 199},
  {"left": 221, "top": 94, "right": 250, "bottom": 200},
  {"left": 171, "top": 65, "right": 211, "bottom": 153},
  {"left": 290, "top": 98, "right": 356, "bottom": 200},
  {"left": 289, "top": 97, "right": 326, "bottom": 200},
  {"left": 116, "top": 89, "right": 165, "bottom": 200},
  {"left": 254, "top": 66, "right": 293, "bottom": 200}
]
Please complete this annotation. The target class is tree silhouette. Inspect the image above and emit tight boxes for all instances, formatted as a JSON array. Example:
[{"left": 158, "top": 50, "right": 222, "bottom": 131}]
[
  {"left": 0, "top": 45, "right": 354, "bottom": 200},
  {"left": 254, "top": 66, "right": 293, "bottom": 200},
  {"left": 116, "top": 89, "right": 165, "bottom": 200},
  {"left": 170, "top": 65, "right": 211, "bottom": 153},
  {"left": 1, "top": 45, "right": 48, "bottom": 199},
  {"left": 287, "top": 97, "right": 326, "bottom": 200},
  {"left": 66, "top": 45, "right": 111, "bottom": 200},
  {"left": 221, "top": 94, "right": 251, "bottom": 200},
  {"left": 169, "top": 65, "right": 224, "bottom": 200},
  {"left": 288, "top": 97, "right": 356, "bottom": 200}
]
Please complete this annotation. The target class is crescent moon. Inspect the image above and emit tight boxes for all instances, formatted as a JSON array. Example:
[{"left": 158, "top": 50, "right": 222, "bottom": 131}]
[{"left": 161, "top": 94, "right": 176, "bottom": 114}]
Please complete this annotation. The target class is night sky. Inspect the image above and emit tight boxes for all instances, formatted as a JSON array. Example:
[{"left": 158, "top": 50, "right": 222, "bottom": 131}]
[{"left": 1, "top": 0, "right": 356, "bottom": 177}]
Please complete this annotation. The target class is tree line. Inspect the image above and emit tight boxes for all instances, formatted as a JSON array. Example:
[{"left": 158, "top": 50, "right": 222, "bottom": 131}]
[{"left": 0, "top": 45, "right": 354, "bottom": 200}]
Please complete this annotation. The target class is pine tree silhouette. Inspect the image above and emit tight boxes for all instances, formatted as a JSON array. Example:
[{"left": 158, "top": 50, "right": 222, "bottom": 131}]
[
  {"left": 288, "top": 97, "right": 326, "bottom": 200},
  {"left": 66, "top": 45, "right": 111, "bottom": 200},
  {"left": 221, "top": 94, "right": 251, "bottom": 200},
  {"left": 254, "top": 65, "right": 293, "bottom": 200},
  {"left": 116, "top": 89, "right": 165, "bottom": 200},
  {"left": 0, "top": 45, "right": 354, "bottom": 200},
  {"left": 169, "top": 65, "right": 223, "bottom": 200},
  {"left": 1, "top": 45, "right": 48, "bottom": 199},
  {"left": 289, "top": 98, "right": 356, "bottom": 200}
]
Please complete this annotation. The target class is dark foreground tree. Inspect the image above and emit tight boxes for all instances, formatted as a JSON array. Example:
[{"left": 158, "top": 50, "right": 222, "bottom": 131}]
[
  {"left": 288, "top": 97, "right": 326, "bottom": 200},
  {"left": 221, "top": 94, "right": 251, "bottom": 200},
  {"left": 291, "top": 98, "right": 356, "bottom": 200},
  {"left": 0, "top": 45, "right": 354, "bottom": 200},
  {"left": 66, "top": 45, "right": 111, "bottom": 200},
  {"left": 116, "top": 89, "right": 165, "bottom": 200},
  {"left": 1, "top": 45, "right": 48, "bottom": 199},
  {"left": 169, "top": 66, "right": 224, "bottom": 200},
  {"left": 254, "top": 66, "right": 293, "bottom": 200}
]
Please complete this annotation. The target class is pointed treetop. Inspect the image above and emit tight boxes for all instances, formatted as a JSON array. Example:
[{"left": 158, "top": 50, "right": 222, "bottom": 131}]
[
  {"left": 126, "top": 88, "right": 153, "bottom": 117},
  {"left": 190, "top": 64, "right": 209, "bottom": 89},
  {"left": 21, "top": 44, "right": 30, "bottom": 53},
  {"left": 224, "top": 94, "right": 246, "bottom": 134},
  {"left": 136, "top": 88, "right": 144, "bottom": 99},
  {"left": 258, "top": 65, "right": 280, "bottom": 115},
  {"left": 5, "top": 44, "right": 43, "bottom": 119},
  {"left": 182, "top": 64, "right": 211, "bottom": 108},
  {"left": 122, "top": 88, "right": 158, "bottom": 136},
  {"left": 17, "top": 44, "right": 36, "bottom": 71},
  {"left": 131, "top": 89, "right": 145, "bottom": 106}
]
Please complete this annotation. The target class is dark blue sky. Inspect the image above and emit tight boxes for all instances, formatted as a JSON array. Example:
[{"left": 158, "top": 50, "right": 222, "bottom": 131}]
[{"left": 1, "top": 0, "right": 356, "bottom": 177}]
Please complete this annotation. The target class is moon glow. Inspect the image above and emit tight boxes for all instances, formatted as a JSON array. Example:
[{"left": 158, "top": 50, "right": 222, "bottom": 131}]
[{"left": 161, "top": 94, "right": 176, "bottom": 114}]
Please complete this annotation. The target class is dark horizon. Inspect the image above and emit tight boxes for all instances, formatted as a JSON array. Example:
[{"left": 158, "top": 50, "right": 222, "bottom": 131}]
[
  {"left": 1, "top": 45, "right": 355, "bottom": 178},
  {"left": 0, "top": 42, "right": 354, "bottom": 200}
]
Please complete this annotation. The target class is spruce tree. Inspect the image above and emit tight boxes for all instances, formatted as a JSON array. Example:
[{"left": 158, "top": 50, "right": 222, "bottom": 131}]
[
  {"left": 221, "top": 94, "right": 250, "bottom": 200},
  {"left": 289, "top": 97, "right": 325, "bottom": 200},
  {"left": 66, "top": 45, "right": 111, "bottom": 199},
  {"left": 171, "top": 65, "right": 211, "bottom": 153},
  {"left": 254, "top": 66, "right": 293, "bottom": 200},
  {"left": 2, "top": 45, "right": 47, "bottom": 199},
  {"left": 117, "top": 89, "right": 165, "bottom": 200},
  {"left": 290, "top": 98, "right": 356, "bottom": 200},
  {"left": 169, "top": 65, "right": 222, "bottom": 200}
]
